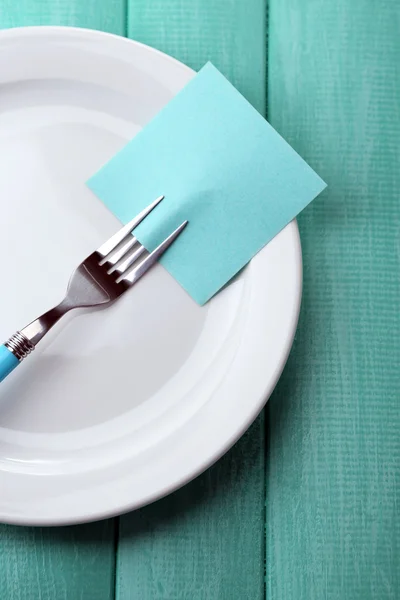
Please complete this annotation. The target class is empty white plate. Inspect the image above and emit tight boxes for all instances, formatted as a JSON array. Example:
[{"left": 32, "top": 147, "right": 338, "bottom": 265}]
[{"left": 0, "top": 26, "right": 302, "bottom": 525}]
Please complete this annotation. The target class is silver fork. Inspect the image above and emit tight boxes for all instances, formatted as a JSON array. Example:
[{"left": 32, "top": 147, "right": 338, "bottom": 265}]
[{"left": 0, "top": 196, "right": 187, "bottom": 383}]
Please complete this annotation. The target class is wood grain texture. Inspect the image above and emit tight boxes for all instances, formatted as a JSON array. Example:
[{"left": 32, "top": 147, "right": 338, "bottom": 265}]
[
  {"left": 128, "top": 0, "right": 266, "bottom": 113},
  {"left": 0, "top": 0, "right": 126, "bottom": 32},
  {"left": 0, "top": 523, "right": 116, "bottom": 600},
  {"left": 0, "top": 3, "right": 125, "bottom": 599},
  {"left": 266, "top": 1, "right": 400, "bottom": 599}
]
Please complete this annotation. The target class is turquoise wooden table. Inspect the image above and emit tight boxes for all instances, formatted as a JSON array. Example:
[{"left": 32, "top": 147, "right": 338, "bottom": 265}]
[{"left": 0, "top": 1, "right": 399, "bottom": 598}]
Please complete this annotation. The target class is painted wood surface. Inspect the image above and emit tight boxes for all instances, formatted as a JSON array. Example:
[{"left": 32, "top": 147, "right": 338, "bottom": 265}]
[
  {"left": 266, "top": 1, "right": 400, "bottom": 599},
  {"left": 127, "top": 0, "right": 266, "bottom": 113},
  {"left": 0, "top": 0, "right": 125, "bottom": 33},
  {"left": 0, "top": 523, "right": 116, "bottom": 600},
  {"left": 0, "top": 0, "right": 398, "bottom": 598},
  {"left": 0, "top": 2, "right": 124, "bottom": 599},
  {"left": 116, "top": 2, "right": 267, "bottom": 598}
]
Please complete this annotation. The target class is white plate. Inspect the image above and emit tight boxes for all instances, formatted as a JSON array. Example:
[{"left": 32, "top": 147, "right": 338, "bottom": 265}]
[{"left": 0, "top": 26, "right": 302, "bottom": 525}]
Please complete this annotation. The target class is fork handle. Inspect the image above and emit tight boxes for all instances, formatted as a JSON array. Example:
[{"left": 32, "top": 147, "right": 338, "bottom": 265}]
[
  {"left": 0, "top": 345, "right": 20, "bottom": 382},
  {"left": 0, "top": 333, "right": 35, "bottom": 383}
]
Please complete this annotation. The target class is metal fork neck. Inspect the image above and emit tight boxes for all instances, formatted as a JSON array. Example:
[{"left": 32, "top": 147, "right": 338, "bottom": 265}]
[{"left": 20, "top": 301, "right": 72, "bottom": 347}]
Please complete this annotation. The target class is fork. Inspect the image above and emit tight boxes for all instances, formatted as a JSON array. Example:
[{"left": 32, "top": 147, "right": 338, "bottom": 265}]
[{"left": 0, "top": 196, "right": 187, "bottom": 384}]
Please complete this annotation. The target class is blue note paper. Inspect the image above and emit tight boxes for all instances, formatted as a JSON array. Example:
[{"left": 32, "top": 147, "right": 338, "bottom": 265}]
[{"left": 88, "top": 63, "right": 326, "bottom": 304}]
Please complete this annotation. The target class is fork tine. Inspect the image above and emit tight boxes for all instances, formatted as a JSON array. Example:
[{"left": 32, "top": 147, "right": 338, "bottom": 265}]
[
  {"left": 118, "top": 221, "right": 188, "bottom": 285},
  {"left": 97, "top": 195, "right": 164, "bottom": 258},
  {"left": 114, "top": 245, "right": 146, "bottom": 275},
  {"left": 101, "top": 236, "right": 137, "bottom": 268}
]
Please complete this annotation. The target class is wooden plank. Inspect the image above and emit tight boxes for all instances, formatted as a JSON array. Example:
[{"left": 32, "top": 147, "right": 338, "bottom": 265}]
[
  {"left": 117, "top": 4, "right": 267, "bottom": 596},
  {"left": 127, "top": 0, "right": 266, "bottom": 113},
  {"left": 0, "top": 3, "right": 125, "bottom": 599},
  {"left": 117, "top": 5, "right": 267, "bottom": 594},
  {"left": 0, "top": 522, "right": 116, "bottom": 600},
  {"left": 266, "top": 1, "right": 400, "bottom": 599},
  {"left": 0, "top": 0, "right": 126, "bottom": 33}
]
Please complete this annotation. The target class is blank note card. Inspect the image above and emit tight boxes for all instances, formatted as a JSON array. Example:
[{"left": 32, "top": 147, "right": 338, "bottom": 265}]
[{"left": 88, "top": 63, "right": 326, "bottom": 304}]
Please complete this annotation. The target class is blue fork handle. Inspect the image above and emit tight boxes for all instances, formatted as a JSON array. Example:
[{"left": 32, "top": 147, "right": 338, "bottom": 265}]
[{"left": 0, "top": 344, "right": 20, "bottom": 383}]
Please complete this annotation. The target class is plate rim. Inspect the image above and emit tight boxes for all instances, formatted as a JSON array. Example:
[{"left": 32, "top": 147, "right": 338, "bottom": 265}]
[{"left": 0, "top": 25, "right": 302, "bottom": 526}]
